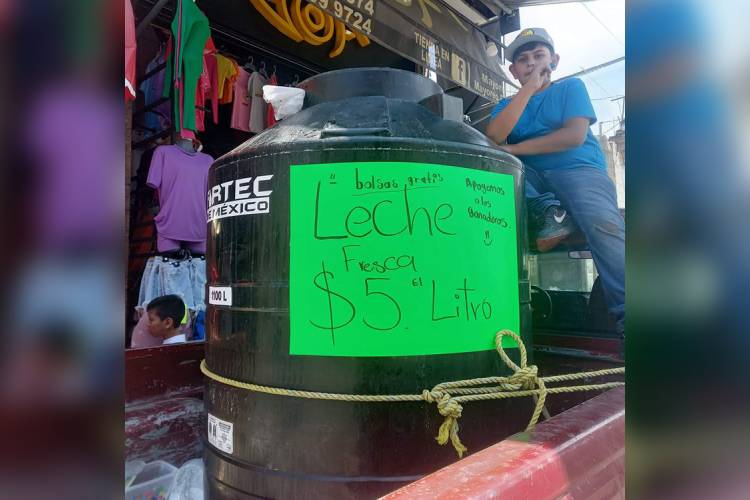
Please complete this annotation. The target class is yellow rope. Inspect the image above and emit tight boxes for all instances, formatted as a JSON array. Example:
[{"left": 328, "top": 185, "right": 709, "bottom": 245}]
[{"left": 200, "top": 329, "right": 624, "bottom": 458}]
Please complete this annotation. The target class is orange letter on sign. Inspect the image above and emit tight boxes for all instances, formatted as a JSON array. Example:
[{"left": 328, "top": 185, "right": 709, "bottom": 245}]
[{"left": 249, "top": 0, "right": 303, "bottom": 42}]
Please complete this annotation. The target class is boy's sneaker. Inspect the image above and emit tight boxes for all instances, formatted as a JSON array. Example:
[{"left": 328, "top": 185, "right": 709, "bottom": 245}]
[{"left": 535, "top": 207, "right": 575, "bottom": 252}]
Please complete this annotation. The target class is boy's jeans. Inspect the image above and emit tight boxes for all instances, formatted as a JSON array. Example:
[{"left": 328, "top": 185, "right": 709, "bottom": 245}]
[{"left": 525, "top": 166, "right": 625, "bottom": 332}]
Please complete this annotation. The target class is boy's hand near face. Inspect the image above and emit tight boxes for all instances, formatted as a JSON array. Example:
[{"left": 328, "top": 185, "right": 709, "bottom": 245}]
[{"left": 523, "top": 63, "right": 552, "bottom": 92}]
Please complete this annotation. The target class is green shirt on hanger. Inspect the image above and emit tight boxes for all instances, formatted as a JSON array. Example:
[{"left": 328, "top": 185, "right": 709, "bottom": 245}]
[{"left": 163, "top": 0, "right": 210, "bottom": 135}]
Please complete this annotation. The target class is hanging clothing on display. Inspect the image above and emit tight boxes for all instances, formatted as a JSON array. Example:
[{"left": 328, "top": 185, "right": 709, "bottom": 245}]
[
  {"left": 137, "top": 255, "right": 207, "bottom": 312},
  {"left": 131, "top": 251, "right": 206, "bottom": 348},
  {"left": 230, "top": 67, "right": 251, "bottom": 132},
  {"left": 162, "top": 0, "right": 210, "bottom": 138},
  {"left": 266, "top": 72, "right": 278, "bottom": 128},
  {"left": 247, "top": 70, "right": 267, "bottom": 133},
  {"left": 216, "top": 54, "right": 239, "bottom": 104},
  {"left": 140, "top": 47, "right": 171, "bottom": 132},
  {"left": 125, "top": 0, "right": 136, "bottom": 100},
  {"left": 132, "top": 251, "right": 207, "bottom": 348},
  {"left": 198, "top": 36, "right": 220, "bottom": 130},
  {"left": 146, "top": 144, "right": 213, "bottom": 251}
]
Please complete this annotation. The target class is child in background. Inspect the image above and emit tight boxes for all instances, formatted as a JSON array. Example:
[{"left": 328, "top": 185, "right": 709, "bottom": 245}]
[{"left": 146, "top": 295, "right": 188, "bottom": 345}]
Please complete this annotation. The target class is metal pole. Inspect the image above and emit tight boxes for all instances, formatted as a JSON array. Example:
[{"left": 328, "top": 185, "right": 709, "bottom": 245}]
[
  {"left": 136, "top": 0, "right": 172, "bottom": 37},
  {"left": 491, "top": 0, "right": 514, "bottom": 16}
]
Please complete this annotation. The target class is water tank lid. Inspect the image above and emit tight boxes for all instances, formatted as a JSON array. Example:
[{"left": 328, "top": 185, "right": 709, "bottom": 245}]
[{"left": 299, "top": 68, "right": 444, "bottom": 109}]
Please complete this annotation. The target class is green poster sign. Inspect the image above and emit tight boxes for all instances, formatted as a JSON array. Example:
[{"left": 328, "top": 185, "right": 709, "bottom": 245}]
[{"left": 289, "top": 161, "right": 519, "bottom": 357}]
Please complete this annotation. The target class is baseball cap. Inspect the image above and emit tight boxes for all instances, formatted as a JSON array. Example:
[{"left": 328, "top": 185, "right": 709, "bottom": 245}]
[{"left": 505, "top": 28, "right": 555, "bottom": 62}]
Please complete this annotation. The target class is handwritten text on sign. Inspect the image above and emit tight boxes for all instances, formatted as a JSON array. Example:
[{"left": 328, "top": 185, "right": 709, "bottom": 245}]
[{"left": 289, "top": 162, "right": 519, "bottom": 356}]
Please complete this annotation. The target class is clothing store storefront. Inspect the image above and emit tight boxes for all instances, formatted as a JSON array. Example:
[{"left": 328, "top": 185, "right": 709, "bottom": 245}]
[
  {"left": 125, "top": 0, "right": 510, "bottom": 350},
  {"left": 125, "top": 0, "right": 420, "bottom": 349}
]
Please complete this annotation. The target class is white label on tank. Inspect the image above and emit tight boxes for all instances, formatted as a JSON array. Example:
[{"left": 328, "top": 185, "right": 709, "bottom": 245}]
[
  {"left": 207, "top": 413, "right": 234, "bottom": 454},
  {"left": 208, "top": 286, "right": 232, "bottom": 306}
]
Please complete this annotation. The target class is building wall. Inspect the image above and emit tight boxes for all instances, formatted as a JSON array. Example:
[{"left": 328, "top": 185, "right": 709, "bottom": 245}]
[{"left": 598, "top": 131, "right": 625, "bottom": 209}]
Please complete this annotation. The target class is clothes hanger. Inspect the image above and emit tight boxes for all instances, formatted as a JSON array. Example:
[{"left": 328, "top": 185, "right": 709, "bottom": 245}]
[
  {"left": 291, "top": 74, "right": 300, "bottom": 86},
  {"left": 150, "top": 44, "right": 165, "bottom": 64},
  {"left": 259, "top": 60, "right": 268, "bottom": 79},
  {"left": 271, "top": 65, "right": 277, "bottom": 78},
  {"left": 244, "top": 56, "right": 256, "bottom": 72}
]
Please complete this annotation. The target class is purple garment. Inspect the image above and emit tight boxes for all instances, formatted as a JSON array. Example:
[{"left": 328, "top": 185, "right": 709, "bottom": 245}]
[
  {"left": 147, "top": 145, "right": 213, "bottom": 243},
  {"left": 157, "top": 234, "right": 206, "bottom": 253}
]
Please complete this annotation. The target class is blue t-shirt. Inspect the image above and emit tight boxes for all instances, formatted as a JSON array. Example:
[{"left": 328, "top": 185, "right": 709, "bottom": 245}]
[{"left": 490, "top": 78, "right": 606, "bottom": 171}]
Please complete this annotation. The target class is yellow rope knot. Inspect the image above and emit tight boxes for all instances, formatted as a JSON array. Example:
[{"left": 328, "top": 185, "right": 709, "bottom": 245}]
[
  {"left": 506, "top": 364, "right": 538, "bottom": 389},
  {"left": 422, "top": 389, "right": 468, "bottom": 457},
  {"left": 422, "top": 387, "right": 467, "bottom": 457},
  {"left": 435, "top": 394, "right": 467, "bottom": 458},
  {"left": 435, "top": 394, "right": 462, "bottom": 420}
]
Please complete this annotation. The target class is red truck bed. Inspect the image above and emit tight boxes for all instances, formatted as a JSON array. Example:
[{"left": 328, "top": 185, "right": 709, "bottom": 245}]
[{"left": 125, "top": 335, "right": 624, "bottom": 497}]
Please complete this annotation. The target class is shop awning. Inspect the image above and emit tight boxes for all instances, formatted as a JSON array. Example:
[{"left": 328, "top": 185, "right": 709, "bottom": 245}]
[
  {"left": 308, "top": 0, "right": 511, "bottom": 101},
  {"left": 309, "top": 0, "right": 586, "bottom": 100},
  {"left": 474, "top": 0, "right": 586, "bottom": 15}
]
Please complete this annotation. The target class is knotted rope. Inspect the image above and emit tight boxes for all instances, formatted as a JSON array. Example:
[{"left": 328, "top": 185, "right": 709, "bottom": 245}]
[{"left": 200, "top": 329, "right": 624, "bottom": 458}]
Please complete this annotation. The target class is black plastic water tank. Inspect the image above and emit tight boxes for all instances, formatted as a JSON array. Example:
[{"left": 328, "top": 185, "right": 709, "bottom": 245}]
[{"left": 204, "top": 68, "right": 531, "bottom": 499}]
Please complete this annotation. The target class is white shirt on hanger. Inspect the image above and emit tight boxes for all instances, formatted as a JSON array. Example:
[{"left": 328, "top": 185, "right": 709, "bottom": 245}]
[{"left": 247, "top": 71, "right": 267, "bottom": 133}]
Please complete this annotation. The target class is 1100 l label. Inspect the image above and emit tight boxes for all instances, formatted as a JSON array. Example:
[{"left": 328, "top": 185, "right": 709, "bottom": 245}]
[{"left": 209, "top": 286, "right": 232, "bottom": 306}]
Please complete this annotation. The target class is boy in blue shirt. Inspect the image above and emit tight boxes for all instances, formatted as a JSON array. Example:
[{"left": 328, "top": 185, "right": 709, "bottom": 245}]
[{"left": 486, "top": 28, "right": 624, "bottom": 333}]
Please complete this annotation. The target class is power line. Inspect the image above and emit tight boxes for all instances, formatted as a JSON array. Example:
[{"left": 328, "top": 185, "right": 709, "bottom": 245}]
[
  {"left": 578, "top": 64, "right": 612, "bottom": 96},
  {"left": 581, "top": 2, "right": 624, "bottom": 48},
  {"left": 555, "top": 56, "right": 624, "bottom": 80}
]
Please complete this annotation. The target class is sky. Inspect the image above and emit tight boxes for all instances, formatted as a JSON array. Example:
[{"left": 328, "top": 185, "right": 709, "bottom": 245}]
[{"left": 501, "top": 0, "right": 625, "bottom": 136}]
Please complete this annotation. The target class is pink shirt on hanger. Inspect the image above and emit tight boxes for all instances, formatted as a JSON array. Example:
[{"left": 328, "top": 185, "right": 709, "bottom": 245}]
[{"left": 230, "top": 68, "right": 251, "bottom": 132}]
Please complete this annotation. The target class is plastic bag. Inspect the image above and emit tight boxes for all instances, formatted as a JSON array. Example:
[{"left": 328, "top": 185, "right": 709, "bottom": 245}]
[
  {"left": 125, "top": 460, "right": 146, "bottom": 489},
  {"left": 167, "top": 458, "right": 204, "bottom": 500},
  {"left": 262, "top": 85, "right": 305, "bottom": 121}
]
